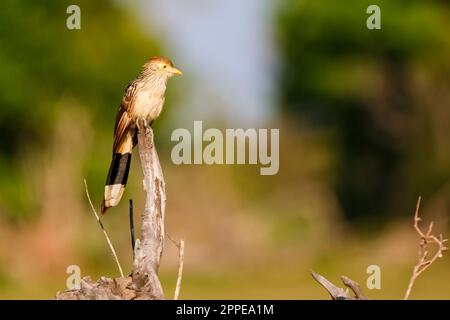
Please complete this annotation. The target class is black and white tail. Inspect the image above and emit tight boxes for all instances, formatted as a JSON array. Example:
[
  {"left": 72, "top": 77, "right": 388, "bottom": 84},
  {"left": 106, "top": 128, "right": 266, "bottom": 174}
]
[{"left": 101, "top": 128, "right": 136, "bottom": 213}]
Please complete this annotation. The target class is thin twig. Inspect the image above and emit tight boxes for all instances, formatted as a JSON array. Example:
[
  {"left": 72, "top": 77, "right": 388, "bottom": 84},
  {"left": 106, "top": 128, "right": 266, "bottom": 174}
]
[
  {"left": 167, "top": 232, "right": 185, "bottom": 300},
  {"left": 174, "top": 240, "right": 185, "bottom": 300},
  {"left": 404, "top": 197, "right": 448, "bottom": 300},
  {"left": 129, "top": 198, "right": 135, "bottom": 256},
  {"left": 84, "top": 179, "right": 124, "bottom": 278}
]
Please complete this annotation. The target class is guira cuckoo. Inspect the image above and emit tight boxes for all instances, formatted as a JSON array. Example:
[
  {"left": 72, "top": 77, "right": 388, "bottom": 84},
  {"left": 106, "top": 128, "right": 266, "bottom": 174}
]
[{"left": 101, "top": 57, "right": 182, "bottom": 213}]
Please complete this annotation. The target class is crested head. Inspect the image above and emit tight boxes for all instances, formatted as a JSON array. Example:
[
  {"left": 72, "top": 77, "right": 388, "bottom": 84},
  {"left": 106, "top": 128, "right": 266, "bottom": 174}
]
[
  {"left": 145, "top": 56, "right": 174, "bottom": 67},
  {"left": 141, "top": 56, "right": 182, "bottom": 79}
]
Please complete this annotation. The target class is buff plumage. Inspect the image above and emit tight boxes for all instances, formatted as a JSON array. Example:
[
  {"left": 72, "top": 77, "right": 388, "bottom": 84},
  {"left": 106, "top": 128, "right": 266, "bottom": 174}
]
[{"left": 102, "top": 57, "right": 182, "bottom": 213}]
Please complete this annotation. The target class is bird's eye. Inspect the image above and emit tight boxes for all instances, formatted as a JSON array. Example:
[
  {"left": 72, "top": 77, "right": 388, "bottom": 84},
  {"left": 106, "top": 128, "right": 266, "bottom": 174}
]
[{"left": 163, "top": 65, "right": 167, "bottom": 69}]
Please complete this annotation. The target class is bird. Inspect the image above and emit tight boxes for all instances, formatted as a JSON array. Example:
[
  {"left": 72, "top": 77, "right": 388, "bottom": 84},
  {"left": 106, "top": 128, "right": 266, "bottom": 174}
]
[{"left": 101, "top": 56, "right": 182, "bottom": 214}]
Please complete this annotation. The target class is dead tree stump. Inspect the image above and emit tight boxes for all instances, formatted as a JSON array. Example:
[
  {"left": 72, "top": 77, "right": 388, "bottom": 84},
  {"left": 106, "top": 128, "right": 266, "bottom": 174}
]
[{"left": 56, "top": 127, "right": 166, "bottom": 300}]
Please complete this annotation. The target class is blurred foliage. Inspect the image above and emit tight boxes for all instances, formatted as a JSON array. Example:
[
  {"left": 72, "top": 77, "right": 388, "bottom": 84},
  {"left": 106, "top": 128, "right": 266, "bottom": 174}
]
[
  {"left": 0, "top": 0, "right": 448, "bottom": 300},
  {"left": 277, "top": 0, "right": 450, "bottom": 222},
  {"left": 0, "top": 0, "right": 159, "bottom": 220}
]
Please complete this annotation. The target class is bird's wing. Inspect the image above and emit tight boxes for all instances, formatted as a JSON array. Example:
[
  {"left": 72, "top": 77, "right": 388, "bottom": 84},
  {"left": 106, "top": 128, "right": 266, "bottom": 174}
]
[{"left": 113, "top": 82, "right": 138, "bottom": 153}]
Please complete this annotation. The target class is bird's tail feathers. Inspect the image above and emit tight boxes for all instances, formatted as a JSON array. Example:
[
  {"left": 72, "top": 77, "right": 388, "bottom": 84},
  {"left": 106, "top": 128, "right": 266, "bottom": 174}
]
[{"left": 101, "top": 130, "right": 135, "bottom": 213}]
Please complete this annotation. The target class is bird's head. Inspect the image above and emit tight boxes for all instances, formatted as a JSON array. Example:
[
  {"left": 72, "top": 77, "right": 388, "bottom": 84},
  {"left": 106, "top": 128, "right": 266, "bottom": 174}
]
[{"left": 143, "top": 56, "right": 182, "bottom": 78}]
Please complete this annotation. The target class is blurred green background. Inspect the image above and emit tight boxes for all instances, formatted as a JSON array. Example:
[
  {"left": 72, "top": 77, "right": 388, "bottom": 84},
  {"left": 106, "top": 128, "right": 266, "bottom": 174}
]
[{"left": 0, "top": 0, "right": 449, "bottom": 299}]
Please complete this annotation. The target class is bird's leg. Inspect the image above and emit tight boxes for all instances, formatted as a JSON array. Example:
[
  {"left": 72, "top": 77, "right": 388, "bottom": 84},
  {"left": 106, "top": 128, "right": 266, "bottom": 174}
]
[
  {"left": 135, "top": 118, "right": 150, "bottom": 133},
  {"left": 143, "top": 118, "right": 149, "bottom": 132},
  {"left": 142, "top": 118, "right": 151, "bottom": 134},
  {"left": 136, "top": 119, "right": 142, "bottom": 132},
  {"left": 136, "top": 118, "right": 148, "bottom": 133}
]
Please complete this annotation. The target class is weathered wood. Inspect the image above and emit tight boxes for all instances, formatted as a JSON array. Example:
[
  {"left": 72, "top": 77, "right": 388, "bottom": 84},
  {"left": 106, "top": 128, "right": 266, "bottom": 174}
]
[
  {"left": 311, "top": 270, "right": 369, "bottom": 300},
  {"left": 131, "top": 127, "right": 166, "bottom": 299},
  {"left": 56, "top": 127, "right": 166, "bottom": 300}
]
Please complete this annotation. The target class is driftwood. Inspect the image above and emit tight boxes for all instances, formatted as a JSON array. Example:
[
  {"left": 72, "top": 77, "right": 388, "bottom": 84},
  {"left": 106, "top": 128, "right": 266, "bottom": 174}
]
[
  {"left": 311, "top": 271, "right": 369, "bottom": 300},
  {"left": 56, "top": 127, "right": 170, "bottom": 300}
]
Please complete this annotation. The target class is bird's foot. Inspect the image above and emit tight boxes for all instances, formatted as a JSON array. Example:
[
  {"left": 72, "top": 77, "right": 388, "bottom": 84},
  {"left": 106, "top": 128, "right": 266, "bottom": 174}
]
[
  {"left": 136, "top": 118, "right": 150, "bottom": 134},
  {"left": 143, "top": 119, "right": 150, "bottom": 133}
]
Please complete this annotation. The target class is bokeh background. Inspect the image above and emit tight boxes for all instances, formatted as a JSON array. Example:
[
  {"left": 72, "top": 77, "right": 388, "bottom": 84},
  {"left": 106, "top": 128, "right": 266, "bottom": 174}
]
[{"left": 0, "top": 0, "right": 449, "bottom": 299}]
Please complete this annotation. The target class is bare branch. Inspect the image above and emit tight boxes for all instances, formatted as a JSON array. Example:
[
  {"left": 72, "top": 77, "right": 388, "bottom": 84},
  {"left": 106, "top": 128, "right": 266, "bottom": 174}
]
[
  {"left": 341, "top": 276, "right": 369, "bottom": 300},
  {"left": 174, "top": 240, "right": 185, "bottom": 300},
  {"left": 129, "top": 199, "right": 136, "bottom": 256},
  {"left": 84, "top": 179, "right": 124, "bottom": 278},
  {"left": 311, "top": 270, "right": 369, "bottom": 300},
  {"left": 131, "top": 127, "right": 166, "bottom": 299},
  {"left": 404, "top": 197, "right": 448, "bottom": 300},
  {"left": 311, "top": 270, "right": 348, "bottom": 300},
  {"left": 167, "top": 233, "right": 185, "bottom": 300}
]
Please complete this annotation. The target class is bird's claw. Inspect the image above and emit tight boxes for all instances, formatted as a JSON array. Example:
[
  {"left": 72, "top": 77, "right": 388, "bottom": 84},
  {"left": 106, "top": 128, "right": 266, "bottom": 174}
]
[{"left": 136, "top": 119, "right": 150, "bottom": 133}]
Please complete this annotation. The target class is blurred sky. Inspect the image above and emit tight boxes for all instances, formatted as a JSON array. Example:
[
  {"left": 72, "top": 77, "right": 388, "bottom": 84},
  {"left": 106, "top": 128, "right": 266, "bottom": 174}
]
[{"left": 132, "top": 0, "right": 277, "bottom": 126}]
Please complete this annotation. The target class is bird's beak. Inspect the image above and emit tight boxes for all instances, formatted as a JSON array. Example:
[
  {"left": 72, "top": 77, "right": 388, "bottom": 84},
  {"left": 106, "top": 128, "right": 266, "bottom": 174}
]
[{"left": 169, "top": 67, "right": 183, "bottom": 75}]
